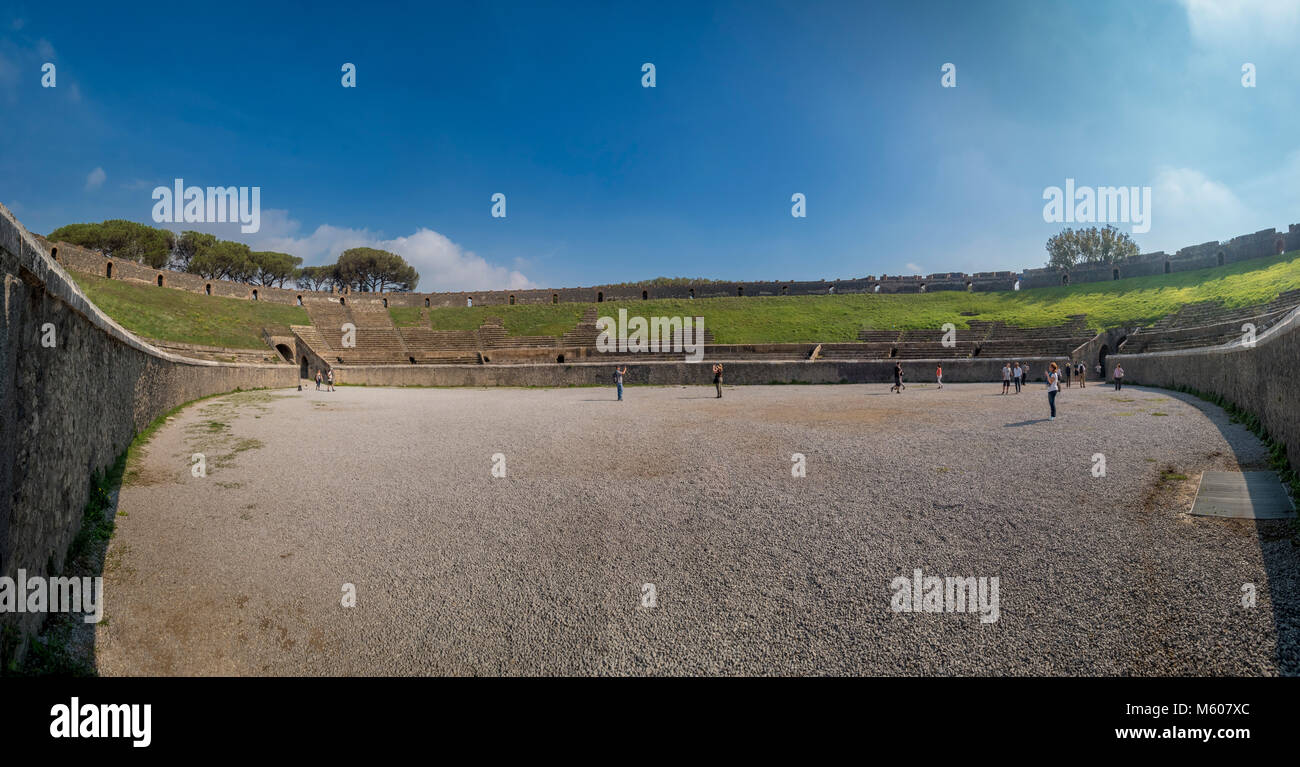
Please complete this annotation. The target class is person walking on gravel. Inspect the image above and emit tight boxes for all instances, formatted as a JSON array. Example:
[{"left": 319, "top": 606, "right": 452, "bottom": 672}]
[
  {"left": 891, "top": 363, "right": 905, "bottom": 393},
  {"left": 614, "top": 365, "right": 627, "bottom": 401},
  {"left": 935, "top": 364, "right": 943, "bottom": 390},
  {"left": 1113, "top": 363, "right": 1124, "bottom": 391},
  {"left": 1047, "top": 362, "right": 1061, "bottom": 420},
  {"left": 1077, "top": 361, "right": 1086, "bottom": 388},
  {"left": 1001, "top": 362, "right": 1011, "bottom": 394},
  {"left": 712, "top": 363, "right": 724, "bottom": 398},
  {"left": 327, "top": 368, "right": 335, "bottom": 392}
]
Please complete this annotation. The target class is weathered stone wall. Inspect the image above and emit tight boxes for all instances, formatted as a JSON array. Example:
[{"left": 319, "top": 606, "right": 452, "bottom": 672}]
[
  {"left": 46, "top": 222, "right": 1300, "bottom": 307},
  {"left": 331, "top": 356, "right": 1069, "bottom": 388},
  {"left": 1, "top": 204, "right": 297, "bottom": 663},
  {"left": 1020, "top": 225, "right": 1300, "bottom": 289},
  {"left": 1111, "top": 305, "right": 1300, "bottom": 469}
]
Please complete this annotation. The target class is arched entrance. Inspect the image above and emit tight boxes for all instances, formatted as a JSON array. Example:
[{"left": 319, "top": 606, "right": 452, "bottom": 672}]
[
  {"left": 299, "top": 356, "right": 309, "bottom": 379},
  {"left": 276, "top": 344, "right": 294, "bottom": 363},
  {"left": 1098, "top": 344, "right": 1110, "bottom": 373}
]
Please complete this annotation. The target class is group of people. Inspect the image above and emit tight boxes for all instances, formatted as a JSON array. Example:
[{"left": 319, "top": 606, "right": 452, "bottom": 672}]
[
  {"left": 314, "top": 368, "right": 335, "bottom": 392},
  {"left": 613, "top": 363, "right": 726, "bottom": 401}
]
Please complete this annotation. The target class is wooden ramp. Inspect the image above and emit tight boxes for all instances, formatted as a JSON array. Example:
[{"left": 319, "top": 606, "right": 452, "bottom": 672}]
[{"left": 1190, "top": 471, "right": 1296, "bottom": 519}]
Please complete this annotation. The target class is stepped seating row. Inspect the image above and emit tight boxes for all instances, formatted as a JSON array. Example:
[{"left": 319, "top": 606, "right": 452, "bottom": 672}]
[{"left": 1143, "top": 290, "right": 1300, "bottom": 331}]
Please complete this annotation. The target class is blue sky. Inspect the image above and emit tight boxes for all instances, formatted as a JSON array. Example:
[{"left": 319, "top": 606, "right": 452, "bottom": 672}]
[{"left": 2, "top": 0, "right": 1298, "bottom": 290}]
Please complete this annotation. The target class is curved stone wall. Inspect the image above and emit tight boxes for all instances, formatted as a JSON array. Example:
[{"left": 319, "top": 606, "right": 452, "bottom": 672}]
[
  {"left": 1, "top": 204, "right": 297, "bottom": 664},
  {"left": 1112, "top": 305, "right": 1300, "bottom": 470}
]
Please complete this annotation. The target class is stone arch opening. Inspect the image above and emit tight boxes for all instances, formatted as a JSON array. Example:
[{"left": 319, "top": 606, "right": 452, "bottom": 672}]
[
  {"left": 1098, "top": 344, "right": 1110, "bottom": 372},
  {"left": 509, "top": 294, "right": 516, "bottom": 305},
  {"left": 382, "top": 298, "right": 388, "bottom": 308},
  {"left": 642, "top": 290, "right": 649, "bottom": 300},
  {"left": 689, "top": 288, "right": 695, "bottom": 299},
  {"left": 51, "top": 247, "right": 58, "bottom": 261},
  {"left": 1164, "top": 261, "right": 1171, "bottom": 274},
  {"left": 597, "top": 291, "right": 604, "bottom": 303},
  {"left": 1112, "top": 268, "right": 1120, "bottom": 280},
  {"left": 251, "top": 289, "right": 259, "bottom": 300},
  {"left": 965, "top": 281, "right": 973, "bottom": 291},
  {"left": 556, "top": 354, "right": 565, "bottom": 363},
  {"left": 737, "top": 286, "right": 744, "bottom": 297},
  {"left": 1217, "top": 251, "right": 1225, "bottom": 266},
  {"left": 409, "top": 356, "right": 416, "bottom": 364},
  {"left": 105, "top": 262, "right": 113, "bottom": 278},
  {"left": 275, "top": 343, "right": 293, "bottom": 362},
  {"left": 425, "top": 298, "right": 430, "bottom": 307},
  {"left": 1277, "top": 237, "right": 1286, "bottom": 255},
  {"left": 1061, "top": 274, "right": 1070, "bottom": 285},
  {"left": 552, "top": 293, "right": 558, "bottom": 304},
  {"left": 296, "top": 295, "right": 303, "bottom": 306},
  {"left": 339, "top": 297, "right": 346, "bottom": 306},
  {"left": 157, "top": 274, "right": 165, "bottom": 287},
  {"left": 300, "top": 357, "right": 309, "bottom": 378},
  {"left": 919, "top": 283, "right": 926, "bottom": 293},
  {"left": 874, "top": 284, "right": 881, "bottom": 293},
  {"left": 205, "top": 283, "right": 212, "bottom": 295},
  {"left": 781, "top": 285, "right": 788, "bottom": 295}
]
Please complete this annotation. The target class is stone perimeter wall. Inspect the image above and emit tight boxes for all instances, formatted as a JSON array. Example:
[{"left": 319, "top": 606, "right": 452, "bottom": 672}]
[
  {"left": 0, "top": 204, "right": 297, "bottom": 664},
  {"left": 332, "top": 356, "right": 1069, "bottom": 388},
  {"left": 44, "top": 222, "right": 1300, "bottom": 308},
  {"left": 1112, "top": 305, "right": 1300, "bottom": 471}
]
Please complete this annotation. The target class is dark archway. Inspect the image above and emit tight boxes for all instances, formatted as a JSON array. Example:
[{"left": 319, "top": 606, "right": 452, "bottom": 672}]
[
  {"left": 105, "top": 262, "right": 112, "bottom": 279},
  {"left": 339, "top": 297, "right": 346, "bottom": 306},
  {"left": 157, "top": 274, "right": 164, "bottom": 287},
  {"left": 1098, "top": 344, "right": 1110, "bottom": 372},
  {"left": 737, "top": 286, "right": 744, "bottom": 297},
  {"left": 251, "top": 289, "right": 259, "bottom": 301},
  {"left": 1062, "top": 274, "right": 1070, "bottom": 285},
  {"left": 205, "top": 283, "right": 212, "bottom": 295},
  {"left": 509, "top": 294, "right": 516, "bottom": 305},
  {"left": 1112, "top": 268, "right": 1120, "bottom": 280},
  {"left": 781, "top": 285, "right": 788, "bottom": 295},
  {"left": 556, "top": 354, "right": 565, "bottom": 363},
  {"left": 597, "top": 291, "right": 603, "bottom": 302},
  {"left": 425, "top": 298, "right": 430, "bottom": 307},
  {"left": 299, "top": 357, "right": 309, "bottom": 379},
  {"left": 51, "top": 247, "right": 58, "bottom": 261},
  {"left": 296, "top": 295, "right": 303, "bottom": 306},
  {"left": 1164, "top": 261, "right": 1171, "bottom": 274},
  {"left": 275, "top": 343, "right": 294, "bottom": 363},
  {"left": 382, "top": 298, "right": 388, "bottom": 308},
  {"left": 1217, "top": 251, "right": 1225, "bottom": 266},
  {"left": 688, "top": 288, "right": 695, "bottom": 299},
  {"left": 552, "top": 293, "right": 558, "bottom": 304},
  {"left": 1277, "top": 237, "right": 1286, "bottom": 255},
  {"left": 642, "top": 290, "right": 649, "bottom": 300}
]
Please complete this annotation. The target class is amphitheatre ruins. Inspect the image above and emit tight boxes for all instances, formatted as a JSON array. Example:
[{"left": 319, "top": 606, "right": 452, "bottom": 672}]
[{"left": 2, "top": 201, "right": 1299, "bottom": 675}]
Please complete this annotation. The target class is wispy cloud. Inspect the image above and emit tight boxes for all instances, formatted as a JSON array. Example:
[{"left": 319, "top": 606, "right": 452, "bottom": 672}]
[
  {"left": 84, "top": 166, "right": 105, "bottom": 191},
  {"left": 1178, "top": 0, "right": 1300, "bottom": 46}
]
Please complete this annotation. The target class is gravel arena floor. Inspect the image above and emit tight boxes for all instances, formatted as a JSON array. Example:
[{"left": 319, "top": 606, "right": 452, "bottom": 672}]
[{"left": 91, "top": 382, "right": 1300, "bottom": 676}]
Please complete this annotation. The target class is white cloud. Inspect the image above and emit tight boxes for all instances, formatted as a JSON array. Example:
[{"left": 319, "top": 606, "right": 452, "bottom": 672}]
[
  {"left": 193, "top": 208, "right": 535, "bottom": 292},
  {"left": 1178, "top": 0, "right": 1300, "bottom": 46},
  {"left": 1145, "top": 167, "right": 1253, "bottom": 251},
  {"left": 905, "top": 262, "right": 924, "bottom": 274},
  {"left": 84, "top": 166, "right": 105, "bottom": 191}
]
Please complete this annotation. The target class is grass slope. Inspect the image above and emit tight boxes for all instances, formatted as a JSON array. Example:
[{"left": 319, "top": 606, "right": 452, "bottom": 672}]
[
  {"left": 66, "top": 250, "right": 1300, "bottom": 347},
  {"left": 70, "top": 273, "right": 308, "bottom": 349},
  {"left": 398, "top": 250, "right": 1300, "bottom": 344}
]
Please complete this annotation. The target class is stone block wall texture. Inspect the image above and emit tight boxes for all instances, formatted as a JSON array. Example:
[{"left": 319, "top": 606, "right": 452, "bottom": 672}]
[
  {"left": 1112, "top": 305, "right": 1300, "bottom": 470},
  {"left": 1, "top": 204, "right": 296, "bottom": 663},
  {"left": 331, "top": 356, "right": 1069, "bottom": 388},
  {"left": 43, "top": 222, "right": 1300, "bottom": 308}
]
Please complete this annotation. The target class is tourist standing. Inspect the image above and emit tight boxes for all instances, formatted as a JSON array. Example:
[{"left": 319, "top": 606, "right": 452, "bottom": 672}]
[
  {"left": 1063, "top": 362, "right": 1072, "bottom": 388},
  {"left": 891, "top": 363, "right": 905, "bottom": 393},
  {"left": 327, "top": 368, "right": 335, "bottom": 392},
  {"left": 1013, "top": 362, "right": 1022, "bottom": 393},
  {"left": 1077, "top": 361, "right": 1086, "bottom": 388},
  {"left": 614, "top": 365, "right": 627, "bottom": 401},
  {"left": 935, "top": 364, "right": 943, "bottom": 390},
  {"left": 1047, "top": 362, "right": 1060, "bottom": 420},
  {"left": 713, "top": 363, "right": 724, "bottom": 398},
  {"left": 315, "top": 370, "right": 322, "bottom": 391},
  {"left": 1001, "top": 363, "right": 1011, "bottom": 394},
  {"left": 1113, "top": 364, "right": 1124, "bottom": 391}
]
